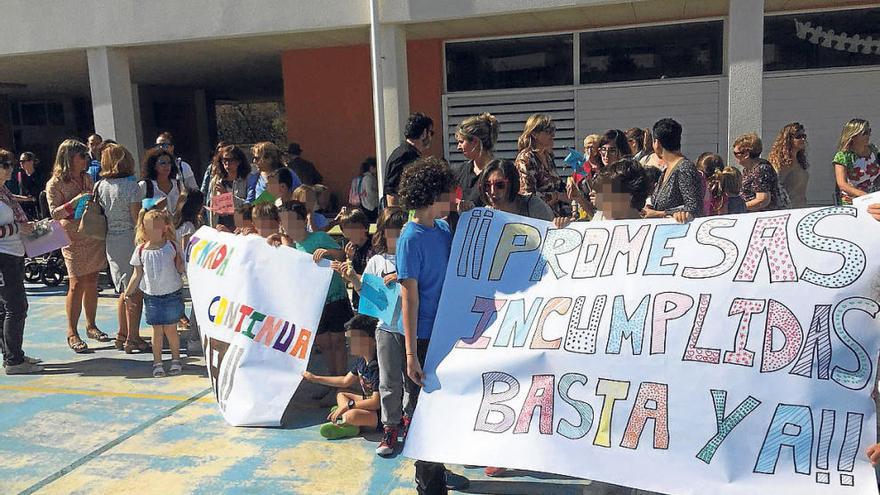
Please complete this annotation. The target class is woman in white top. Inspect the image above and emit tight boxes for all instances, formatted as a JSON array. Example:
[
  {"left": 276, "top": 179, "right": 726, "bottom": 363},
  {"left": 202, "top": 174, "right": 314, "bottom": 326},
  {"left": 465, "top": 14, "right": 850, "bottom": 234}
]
[
  {"left": 95, "top": 143, "right": 149, "bottom": 354},
  {"left": 139, "top": 148, "right": 185, "bottom": 216},
  {"left": 0, "top": 148, "right": 40, "bottom": 374}
]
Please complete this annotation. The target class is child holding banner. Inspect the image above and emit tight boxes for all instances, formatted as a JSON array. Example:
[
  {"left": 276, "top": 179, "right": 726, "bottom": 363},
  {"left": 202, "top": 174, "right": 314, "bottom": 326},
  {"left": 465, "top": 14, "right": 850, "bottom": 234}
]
[
  {"left": 396, "top": 157, "right": 468, "bottom": 493},
  {"left": 251, "top": 203, "right": 280, "bottom": 238},
  {"left": 333, "top": 206, "right": 410, "bottom": 457},
  {"left": 124, "top": 209, "right": 186, "bottom": 378},
  {"left": 302, "top": 324, "right": 381, "bottom": 439},
  {"left": 268, "top": 201, "right": 352, "bottom": 382}
]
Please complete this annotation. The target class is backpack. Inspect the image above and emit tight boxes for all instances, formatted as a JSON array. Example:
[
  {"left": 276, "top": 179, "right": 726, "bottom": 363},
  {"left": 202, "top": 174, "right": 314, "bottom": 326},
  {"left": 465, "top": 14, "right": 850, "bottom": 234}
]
[{"left": 348, "top": 175, "right": 365, "bottom": 206}]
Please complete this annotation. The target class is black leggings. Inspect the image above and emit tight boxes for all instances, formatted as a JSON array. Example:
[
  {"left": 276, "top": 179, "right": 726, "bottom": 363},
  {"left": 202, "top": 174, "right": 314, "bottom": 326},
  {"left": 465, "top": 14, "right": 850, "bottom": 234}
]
[{"left": 0, "top": 253, "right": 28, "bottom": 366}]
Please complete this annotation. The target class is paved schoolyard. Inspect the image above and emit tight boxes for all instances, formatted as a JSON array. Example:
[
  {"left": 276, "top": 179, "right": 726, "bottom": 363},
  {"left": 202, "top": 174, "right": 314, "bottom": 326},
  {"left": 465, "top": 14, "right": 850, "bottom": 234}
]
[{"left": 0, "top": 283, "right": 645, "bottom": 495}]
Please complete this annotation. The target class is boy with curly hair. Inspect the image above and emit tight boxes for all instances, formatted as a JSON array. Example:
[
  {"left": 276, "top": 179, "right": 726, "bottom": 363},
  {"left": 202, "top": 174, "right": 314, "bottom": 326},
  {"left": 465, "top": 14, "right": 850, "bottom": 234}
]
[{"left": 396, "top": 156, "right": 467, "bottom": 494}]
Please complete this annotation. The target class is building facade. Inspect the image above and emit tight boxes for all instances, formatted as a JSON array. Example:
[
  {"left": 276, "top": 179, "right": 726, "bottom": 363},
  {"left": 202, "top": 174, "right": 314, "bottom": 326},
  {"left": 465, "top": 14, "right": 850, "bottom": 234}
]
[{"left": 0, "top": 0, "right": 877, "bottom": 205}]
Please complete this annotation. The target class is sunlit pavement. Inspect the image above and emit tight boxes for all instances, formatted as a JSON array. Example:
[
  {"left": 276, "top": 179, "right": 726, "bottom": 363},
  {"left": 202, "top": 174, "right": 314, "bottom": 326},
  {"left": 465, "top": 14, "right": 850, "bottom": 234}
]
[{"left": 0, "top": 283, "right": 649, "bottom": 495}]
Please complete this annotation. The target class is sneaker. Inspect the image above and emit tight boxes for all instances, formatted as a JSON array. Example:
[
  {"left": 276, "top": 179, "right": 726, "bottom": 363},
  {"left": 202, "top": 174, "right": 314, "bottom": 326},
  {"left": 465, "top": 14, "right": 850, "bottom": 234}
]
[
  {"left": 400, "top": 414, "right": 412, "bottom": 440},
  {"left": 5, "top": 361, "right": 44, "bottom": 375},
  {"left": 445, "top": 470, "right": 470, "bottom": 491},
  {"left": 319, "top": 422, "right": 359, "bottom": 440},
  {"left": 152, "top": 362, "right": 166, "bottom": 378},
  {"left": 376, "top": 426, "right": 398, "bottom": 456}
]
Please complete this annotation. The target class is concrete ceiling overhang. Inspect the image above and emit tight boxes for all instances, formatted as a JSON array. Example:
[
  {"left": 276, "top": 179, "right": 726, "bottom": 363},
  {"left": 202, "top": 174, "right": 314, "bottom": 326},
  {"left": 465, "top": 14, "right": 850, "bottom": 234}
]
[{"left": 0, "top": 0, "right": 872, "bottom": 100}]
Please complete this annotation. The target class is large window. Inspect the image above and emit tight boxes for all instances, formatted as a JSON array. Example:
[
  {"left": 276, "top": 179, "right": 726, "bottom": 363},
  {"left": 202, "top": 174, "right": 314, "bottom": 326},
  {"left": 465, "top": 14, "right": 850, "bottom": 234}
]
[
  {"left": 579, "top": 22, "right": 723, "bottom": 84},
  {"left": 445, "top": 34, "right": 574, "bottom": 92},
  {"left": 764, "top": 9, "right": 880, "bottom": 72}
]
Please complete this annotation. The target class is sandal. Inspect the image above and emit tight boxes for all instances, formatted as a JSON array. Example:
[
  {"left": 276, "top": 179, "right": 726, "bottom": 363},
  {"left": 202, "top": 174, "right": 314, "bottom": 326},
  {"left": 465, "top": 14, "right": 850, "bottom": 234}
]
[
  {"left": 114, "top": 336, "right": 126, "bottom": 351},
  {"left": 168, "top": 360, "right": 182, "bottom": 376},
  {"left": 152, "top": 362, "right": 165, "bottom": 378},
  {"left": 124, "top": 339, "right": 152, "bottom": 354},
  {"left": 86, "top": 326, "right": 111, "bottom": 343},
  {"left": 67, "top": 335, "right": 88, "bottom": 354}
]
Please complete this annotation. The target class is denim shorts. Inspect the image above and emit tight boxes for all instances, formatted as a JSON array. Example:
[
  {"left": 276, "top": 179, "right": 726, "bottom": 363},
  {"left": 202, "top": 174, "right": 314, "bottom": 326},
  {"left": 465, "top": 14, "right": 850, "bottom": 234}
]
[{"left": 143, "top": 289, "right": 185, "bottom": 326}]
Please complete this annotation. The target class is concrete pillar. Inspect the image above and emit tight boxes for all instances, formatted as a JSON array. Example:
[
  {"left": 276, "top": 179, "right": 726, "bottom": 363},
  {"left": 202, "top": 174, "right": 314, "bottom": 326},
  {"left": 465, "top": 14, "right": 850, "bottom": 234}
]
[
  {"left": 726, "top": 0, "right": 764, "bottom": 165},
  {"left": 87, "top": 47, "right": 140, "bottom": 159},
  {"left": 193, "top": 88, "right": 211, "bottom": 177},
  {"left": 370, "top": 0, "right": 410, "bottom": 200}
]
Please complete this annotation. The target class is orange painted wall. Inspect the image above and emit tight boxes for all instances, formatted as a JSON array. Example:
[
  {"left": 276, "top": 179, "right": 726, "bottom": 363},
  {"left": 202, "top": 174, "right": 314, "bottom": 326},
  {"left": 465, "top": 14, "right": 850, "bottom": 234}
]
[{"left": 282, "top": 38, "right": 443, "bottom": 204}]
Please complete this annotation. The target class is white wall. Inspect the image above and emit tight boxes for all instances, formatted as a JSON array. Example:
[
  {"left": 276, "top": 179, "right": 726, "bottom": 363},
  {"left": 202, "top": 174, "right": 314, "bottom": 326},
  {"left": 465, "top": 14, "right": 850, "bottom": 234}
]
[
  {"left": 0, "top": 0, "right": 641, "bottom": 56},
  {"left": 762, "top": 69, "right": 880, "bottom": 206}
]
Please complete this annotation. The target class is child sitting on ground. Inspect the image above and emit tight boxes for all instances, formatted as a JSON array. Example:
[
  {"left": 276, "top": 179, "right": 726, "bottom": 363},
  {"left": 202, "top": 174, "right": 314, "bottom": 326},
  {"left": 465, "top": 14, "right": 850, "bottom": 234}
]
[
  {"left": 268, "top": 201, "right": 352, "bottom": 382},
  {"left": 333, "top": 206, "right": 409, "bottom": 456},
  {"left": 302, "top": 321, "right": 381, "bottom": 439},
  {"left": 124, "top": 208, "right": 186, "bottom": 378},
  {"left": 293, "top": 185, "right": 330, "bottom": 232}
]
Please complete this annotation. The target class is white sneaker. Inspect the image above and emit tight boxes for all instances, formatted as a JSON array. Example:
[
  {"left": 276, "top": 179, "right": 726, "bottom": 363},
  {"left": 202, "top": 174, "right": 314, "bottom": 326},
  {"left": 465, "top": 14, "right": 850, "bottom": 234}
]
[{"left": 5, "top": 361, "right": 44, "bottom": 375}]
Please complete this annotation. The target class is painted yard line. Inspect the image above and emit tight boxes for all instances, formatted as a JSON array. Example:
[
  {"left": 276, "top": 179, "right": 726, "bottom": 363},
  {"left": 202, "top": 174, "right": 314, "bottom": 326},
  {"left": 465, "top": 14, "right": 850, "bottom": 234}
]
[
  {"left": 16, "top": 387, "right": 213, "bottom": 495},
  {"left": 0, "top": 384, "right": 215, "bottom": 403}
]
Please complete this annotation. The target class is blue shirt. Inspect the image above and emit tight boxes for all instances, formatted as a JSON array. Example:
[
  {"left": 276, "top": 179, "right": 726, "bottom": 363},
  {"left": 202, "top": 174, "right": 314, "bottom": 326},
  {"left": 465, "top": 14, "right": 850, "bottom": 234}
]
[
  {"left": 87, "top": 160, "right": 101, "bottom": 183},
  {"left": 396, "top": 219, "right": 452, "bottom": 339},
  {"left": 246, "top": 168, "right": 302, "bottom": 203}
]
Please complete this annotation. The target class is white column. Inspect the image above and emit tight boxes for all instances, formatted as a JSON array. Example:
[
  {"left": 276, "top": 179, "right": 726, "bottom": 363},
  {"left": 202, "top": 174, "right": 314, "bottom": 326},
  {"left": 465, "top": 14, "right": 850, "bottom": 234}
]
[
  {"left": 370, "top": 0, "right": 410, "bottom": 201},
  {"left": 726, "top": 0, "right": 764, "bottom": 165},
  {"left": 87, "top": 47, "right": 139, "bottom": 157}
]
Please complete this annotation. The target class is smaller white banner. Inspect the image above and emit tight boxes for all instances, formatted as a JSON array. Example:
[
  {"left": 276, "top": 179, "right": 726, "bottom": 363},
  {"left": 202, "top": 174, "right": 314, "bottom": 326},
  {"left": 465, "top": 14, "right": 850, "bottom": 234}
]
[{"left": 186, "top": 227, "right": 331, "bottom": 426}]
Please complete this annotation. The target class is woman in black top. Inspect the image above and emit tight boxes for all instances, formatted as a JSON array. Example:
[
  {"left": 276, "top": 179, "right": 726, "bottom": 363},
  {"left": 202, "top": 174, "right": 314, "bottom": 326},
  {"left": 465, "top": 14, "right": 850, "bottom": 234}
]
[
  {"left": 643, "top": 118, "right": 704, "bottom": 222},
  {"left": 454, "top": 113, "right": 499, "bottom": 207}
]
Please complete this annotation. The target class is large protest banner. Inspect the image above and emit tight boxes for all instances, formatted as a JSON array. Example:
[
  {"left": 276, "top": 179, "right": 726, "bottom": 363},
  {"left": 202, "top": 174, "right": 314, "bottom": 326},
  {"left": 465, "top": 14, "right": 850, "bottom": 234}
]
[
  {"left": 186, "top": 227, "right": 331, "bottom": 426},
  {"left": 404, "top": 206, "right": 880, "bottom": 495}
]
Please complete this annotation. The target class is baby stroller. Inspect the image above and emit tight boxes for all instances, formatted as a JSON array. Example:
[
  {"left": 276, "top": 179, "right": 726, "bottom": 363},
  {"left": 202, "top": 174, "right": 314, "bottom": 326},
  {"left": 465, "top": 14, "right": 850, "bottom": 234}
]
[{"left": 23, "top": 192, "right": 66, "bottom": 287}]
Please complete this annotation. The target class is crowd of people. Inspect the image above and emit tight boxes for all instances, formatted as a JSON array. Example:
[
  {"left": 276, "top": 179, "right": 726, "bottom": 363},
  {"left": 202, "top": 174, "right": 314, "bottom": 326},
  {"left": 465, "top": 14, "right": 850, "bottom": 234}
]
[{"left": 0, "top": 110, "right": 879, "bottom": 494}]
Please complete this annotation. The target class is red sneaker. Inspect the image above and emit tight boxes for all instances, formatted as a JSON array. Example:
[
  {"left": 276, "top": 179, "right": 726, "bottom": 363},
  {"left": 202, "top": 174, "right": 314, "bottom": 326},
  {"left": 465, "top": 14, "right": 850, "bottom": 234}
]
[
  {"left": 484, "top": 467, "right": 507, "bottom": 477},
  {"left": 376, "top": 426, "right": 398, "bottom": 456}
]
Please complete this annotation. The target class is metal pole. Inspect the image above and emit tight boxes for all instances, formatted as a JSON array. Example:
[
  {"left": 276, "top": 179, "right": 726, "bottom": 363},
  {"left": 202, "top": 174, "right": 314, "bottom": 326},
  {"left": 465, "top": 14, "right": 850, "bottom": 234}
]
[{"left": 369, "top": 0, "right": 387, "bottom": 202}]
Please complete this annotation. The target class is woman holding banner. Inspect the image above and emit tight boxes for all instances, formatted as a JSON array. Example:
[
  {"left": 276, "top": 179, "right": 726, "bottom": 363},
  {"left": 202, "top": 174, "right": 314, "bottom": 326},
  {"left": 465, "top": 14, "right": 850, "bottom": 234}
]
[
  {"left": 0, "top": 148, "right": 41, "bottom": 373},
  {"left": 47, "top": 139, "right": 110, "bottom": 353},
  {"left": 95, "top": 143, "right": 149, "bottom": 353}
]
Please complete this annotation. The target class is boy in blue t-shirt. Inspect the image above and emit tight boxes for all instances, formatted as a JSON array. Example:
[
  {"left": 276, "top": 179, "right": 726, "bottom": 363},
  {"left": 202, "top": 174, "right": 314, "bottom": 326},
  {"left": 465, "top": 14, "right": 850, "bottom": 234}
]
[{"left": 396, "top": 156, "right": 467, "bottom": 494}]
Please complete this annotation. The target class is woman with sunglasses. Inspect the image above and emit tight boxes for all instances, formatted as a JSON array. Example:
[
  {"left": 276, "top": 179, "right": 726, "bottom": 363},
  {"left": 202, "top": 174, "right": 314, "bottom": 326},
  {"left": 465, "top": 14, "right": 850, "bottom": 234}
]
[
  {"left": 46, "top": 139, "right": 110, "bottom": 353},
  {"left": 833, "top": 118, "right": 879, "bottom": 205},
  {"left": 0, "top": 149, "right": 41, "bottom": 372},
  {"left": 139, "top": 148, "right": 185, "bottom": 216},
  {"left": 246, "top": 142, "right": 299, "bottom": 203},
  {"left": 479, "top": 159, "right": 554, "bottom": 221},
  {"left": 769, "top": 123, "right": 809, "bottom": 209},
  {"left": 732, "top": 132, "right": 779, "bottom": 212},
  {"left": 515, "top": 114, "right": 563, "bottom": 214},
  {"left": 208, "top": 145, "right": 252, "bottom": 229}
]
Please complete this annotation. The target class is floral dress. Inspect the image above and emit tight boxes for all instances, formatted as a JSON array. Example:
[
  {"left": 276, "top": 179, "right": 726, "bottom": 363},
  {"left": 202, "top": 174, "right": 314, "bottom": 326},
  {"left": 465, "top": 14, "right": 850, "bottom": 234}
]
[
  {"left": 833, "top": 145, "right": 880, "bottom": 205},
  {"left": 515, "top": 148, "right": 561, "bottom": 213},
  {"left": 741, "top": 161, "right": 780, "bottom": 211}
]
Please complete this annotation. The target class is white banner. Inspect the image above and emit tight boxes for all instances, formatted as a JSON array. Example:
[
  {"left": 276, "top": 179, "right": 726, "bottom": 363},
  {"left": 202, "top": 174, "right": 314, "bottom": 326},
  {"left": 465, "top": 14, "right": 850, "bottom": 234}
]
[
  {"left": 404, "top": 206, "right": 880, "bottom": 495},
  {"left": 187, "top": 227, "right": 331, "bottom": 426}
]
